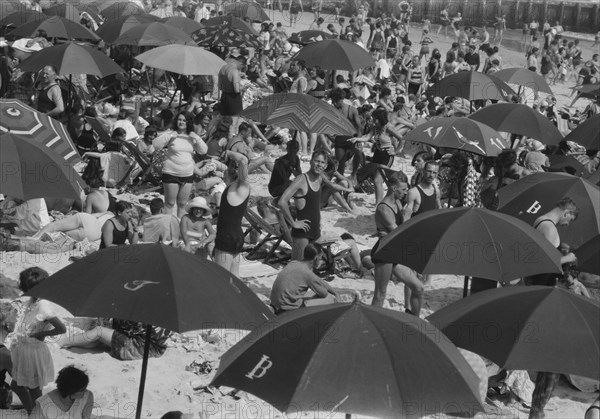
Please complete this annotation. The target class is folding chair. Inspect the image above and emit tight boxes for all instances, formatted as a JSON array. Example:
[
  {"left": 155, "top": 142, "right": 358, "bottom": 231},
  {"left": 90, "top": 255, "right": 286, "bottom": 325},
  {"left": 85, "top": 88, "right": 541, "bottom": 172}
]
[{"left": 244, "top": 208, "right": 290, "bottom": 265}]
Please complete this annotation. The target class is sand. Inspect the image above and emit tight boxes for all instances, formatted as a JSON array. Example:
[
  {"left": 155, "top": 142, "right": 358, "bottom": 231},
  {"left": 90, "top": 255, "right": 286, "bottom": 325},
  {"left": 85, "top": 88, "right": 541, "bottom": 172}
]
[{"left": 1, "top": 9, "right": 599, "bottom": 419}]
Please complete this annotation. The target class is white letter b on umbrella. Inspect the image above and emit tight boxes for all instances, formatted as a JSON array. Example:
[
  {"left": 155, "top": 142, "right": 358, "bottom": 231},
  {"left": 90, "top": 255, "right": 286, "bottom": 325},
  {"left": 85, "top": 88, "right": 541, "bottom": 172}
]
[{"left": 246, "top": 355, "right": 273, "bottom": 379}]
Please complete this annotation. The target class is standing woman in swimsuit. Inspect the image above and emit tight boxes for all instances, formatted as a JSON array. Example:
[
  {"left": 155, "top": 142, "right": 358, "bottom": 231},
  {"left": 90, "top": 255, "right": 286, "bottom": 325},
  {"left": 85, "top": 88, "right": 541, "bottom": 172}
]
[
  {"left": 100, "top": 201, "right": 138, "bottom": 249},
  {"left": 213, "top": 150, "right": 251, "bottom": 276}
]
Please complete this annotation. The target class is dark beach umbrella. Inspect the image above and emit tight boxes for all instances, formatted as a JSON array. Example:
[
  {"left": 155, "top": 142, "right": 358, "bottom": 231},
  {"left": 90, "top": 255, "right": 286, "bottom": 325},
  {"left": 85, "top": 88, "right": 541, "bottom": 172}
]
[
  {"left": 427, "top": 286, "right": 600, "bottom": 379},
  {"left": 426, "top": 71, "right": 515, "bottom": 102},
  {"left": 224, "top": 1, "right": 269, "bottom": 22},
  {"left": 160, "top": 16, "right": 203, "bottom": 34},
  {"left": 8, "top": 15, "right": 99, "bottom": 41},
  {"left": 288, "top": 30, "right": 336, "bottom": 45},
  {"left": 400, "top": 116, "right": 509, "bottom": 156},
  {"left": 0, "top": 10, "right": 46, "bottom": 28},
  {"left": 587, "top": 169, "right": 600, "bottom": 186},
  {"left": 240, "top": 93, "right": 356, "bottom": 135},
  {"left": 496, "top": 172, "right": 600, "bottom": 247},
  {"left": 95, "top": 14, "right": 160, "bottom": 44},
  {"left": 26, "top": 243, "right": 273, "bottom": 419},
  {"left": 563, "top": 115, "right": 600, "bottom": 151},
  {"left": 546, "top": 154, "right": 589, "bottom": 177},
  {"left": 492, "top": 67, "right": 553, "bottom": 94},
  {"left": 291, "top": 38, "right": 375, "bottom": 71},
  {"left": 202, "top": 15, "right": 258, "bottom": 36},
  {"left": 0, "top": 98, "right": 79, "bottom": 164},
  {"left": 100, "top": 1, "right": 145, "bottom": 21},
  {"left": 469, "top": 103, "right": 563, "bottom": 145},
  {"left": 572, "top": 83, "right": 600, "bottom": 101},
  {"left": 0, "top": 2, "right": 25, "bottom": 18},
  {"left": 113, "top": 22, "right": 195, "bottom": 46},
  {"left": 44, "top": 3, "right": 102, "bottom": 24},
  {"left": 573, "top": 235, "right": 600, "bottom": 275},
  {"left": 193, "top": 24, "right": 261, "bottom": 48},
  {"left": 18, "top": 42, "right": 124, "bottom": 77},
  {"left": 0, "top": 132, "right": 85, "bottom": 200},
  {"left": 373, "top": 207, "right": 563, "bottom": 283},
  {"left": 212, "top": 302, "right": 484, "bottom": 418}
]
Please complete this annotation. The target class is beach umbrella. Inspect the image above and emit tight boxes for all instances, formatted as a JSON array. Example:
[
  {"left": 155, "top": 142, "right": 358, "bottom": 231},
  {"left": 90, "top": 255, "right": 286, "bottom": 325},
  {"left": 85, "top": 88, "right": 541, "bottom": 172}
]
[
  {"left": 546, "top": 154, "right": 590, "bottom": 176},
  {"left": 240, "top": 93, "right": 356, "bottom": 135},
  {"left": 95, "top": 14, "right": 160, "bottom": 44},
  {"left": 8, "top": 15, "right": 99, "bottom": 41},
  {"left": 18, "top": 42, "right": 124, "bottom": 77},
  {"left": 224, "top": 1, "right": 269, "bottom": 22},
  {"left": 135, "top": 44, "right": 225, "bottom": 75},
  {"left": 587, "top": 169, "right": 600, "bottom": 186},
  {"left": 202, "top": 15, "right": 258, "bottom": 36},
  {"left": 44, "top": 3, "right": 102, "bottom": 25},
  {"left": 0, "top": 10, "right": 46, "bottom": 28},
  {"left": 563, "top": 115, "right": 600, "bottom": 151},
  {"left": 212, "top": 302, "right": 484, "bottom": 418},
  {"left": 113, "top": 22, "right": 195, "bottom": 46},
  {"left": 193, "top": 24, "right": 261, "bottom": 48},
  {"left": 572, "top": 83, "right": 600, "bottom": 100},
  {"left": 372, "top": 207, "right": 562, "bottom": 283},
  {"left": 0, "top": 99, "right": 79, "bottom": 163},
  {"left": 491, "top": 67, "right": 553, "bottom": 95},
  {"left": 427, "top": 286, "right": 600, "bottom": 379},
  {"left": 26, "top": 243, "right": 274, "bottom": 419},
  {"left": 400, "top": 117, "right": 509, "bottom": 156},
  {"left": 468, "top": 103, "right": 562, "bottom": 145},
  {"left": 288, "top": 30, "right": 336, "bottom": 45},
  {"left": 0, "top": 132, "right": 85, "bottom": 200},
  {"left": 573, "top": 235, "right": 600, "bottom": 275},
  {"left": 496, "top": 172, "right": 600, "bottom": 247},
  {"left": 426, "top": 71, "right": 515, "bottom": 102},
  {"left": 160, "top": 16, "right": 203, "bottom": 34},
  {"left": 100, "top": 1, "right": 145, "bottom": 21},
  {"left": 291, "top": 39, "right": 375, "bottom": 71}
]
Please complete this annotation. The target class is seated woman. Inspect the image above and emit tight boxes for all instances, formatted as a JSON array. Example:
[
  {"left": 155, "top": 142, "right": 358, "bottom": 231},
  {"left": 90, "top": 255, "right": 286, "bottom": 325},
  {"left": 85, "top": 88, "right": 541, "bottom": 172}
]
[
  {"left": 61, "top": 319, "right": 170, "bottom": 361},
  {"left": 84, "top": 177, "right": 116, "bottom": 214},
  {"left": 320, "top": 158, "right": 355, "bottom": 213},
  {"left": 30, "top": 366, "right": 93, "bottom": 419},
  {"left": 100, "top": 201, "right": 138, "bottom": 249}
]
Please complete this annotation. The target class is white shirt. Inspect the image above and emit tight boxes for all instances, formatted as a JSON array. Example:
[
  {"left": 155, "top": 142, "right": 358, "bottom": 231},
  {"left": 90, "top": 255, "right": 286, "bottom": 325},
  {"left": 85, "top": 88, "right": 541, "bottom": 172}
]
[
  {"left": 112, "top": 119, "right": 140, "bottom": 142},
  {"left": 377, "top": 58, "right": 391, "bottom": 79}
]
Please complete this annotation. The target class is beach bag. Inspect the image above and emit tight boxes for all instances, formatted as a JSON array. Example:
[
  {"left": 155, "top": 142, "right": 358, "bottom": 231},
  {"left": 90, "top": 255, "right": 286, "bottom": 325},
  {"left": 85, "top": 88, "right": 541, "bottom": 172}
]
[{"left": 148, "top": 136, "right": 177, "bottom": 184}]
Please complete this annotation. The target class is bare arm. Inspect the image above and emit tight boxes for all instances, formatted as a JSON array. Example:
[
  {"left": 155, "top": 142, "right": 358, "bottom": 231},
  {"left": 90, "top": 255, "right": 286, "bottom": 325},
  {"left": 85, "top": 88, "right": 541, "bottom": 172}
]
[
  {"left": 278, "top": 175, "right": 311, "bottom": 231},
  {"left": 46, "top": 85, "right": 64, "bottom": 117},
  {"left": 83, "top": 392, "right": 94, "bottom": 419},
  {"left": 377, "top": 202, "right": 399, "bottom": 232},
  {"left": 101, "top": 220, "right": 115, "bottom": 248},
  {"left": 30, "top": 316, "right": 66, "bottom": 341},
  {"left": 200, "top": 221, "right": 216, "bottom": 246},
  {"left": 322, "top": 172, "right": 353, "bottom": 193},
  {"left": 180, "top": 215, "right": 193, "bottom": 251},
  {"left": 403, "top": 188, "right": 420, "bottom": 221}
]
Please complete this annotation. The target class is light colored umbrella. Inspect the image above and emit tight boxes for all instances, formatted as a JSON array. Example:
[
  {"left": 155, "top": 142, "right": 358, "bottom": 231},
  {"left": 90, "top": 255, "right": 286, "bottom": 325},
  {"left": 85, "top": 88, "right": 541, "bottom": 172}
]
[
  {"left": 135, "top": 44, "right": 225, "bottom": 75},
  {"left": 113, "top": 21, "right": 195, "bottom": 46}
]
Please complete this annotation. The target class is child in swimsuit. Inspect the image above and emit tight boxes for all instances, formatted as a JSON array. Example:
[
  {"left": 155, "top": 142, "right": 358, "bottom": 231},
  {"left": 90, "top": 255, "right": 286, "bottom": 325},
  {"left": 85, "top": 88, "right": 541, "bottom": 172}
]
[{"left": 180, "top": 197, "right": 215, "bottom": 259}]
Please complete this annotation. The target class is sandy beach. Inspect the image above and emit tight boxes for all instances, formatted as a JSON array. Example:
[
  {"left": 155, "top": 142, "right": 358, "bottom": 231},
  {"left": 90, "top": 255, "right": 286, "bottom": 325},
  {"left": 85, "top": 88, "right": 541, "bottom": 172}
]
[{"left": 1, "top": 7, "right": 599, "bottom": 419}]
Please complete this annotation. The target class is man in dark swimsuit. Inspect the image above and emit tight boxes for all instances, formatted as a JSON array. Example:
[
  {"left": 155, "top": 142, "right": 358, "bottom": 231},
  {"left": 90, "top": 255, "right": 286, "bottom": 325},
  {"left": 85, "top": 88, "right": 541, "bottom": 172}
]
[
  {"left": 404, "top": 160, "right": 441, "bottom": 219},
  {"left": 37, "top": 65, "right": 64, "bottom": 118},
  {"left": 370, "top": 172, "right": 424, "bottom": 315},
  {"left": 527, "top": 197, "right": 578, "bottom": 419},
  {"left": 330, "top": 88, "right": 363, "bottom": 180},
  {"left": 279, "top": 150, "right": 351, "bottom": 260}
]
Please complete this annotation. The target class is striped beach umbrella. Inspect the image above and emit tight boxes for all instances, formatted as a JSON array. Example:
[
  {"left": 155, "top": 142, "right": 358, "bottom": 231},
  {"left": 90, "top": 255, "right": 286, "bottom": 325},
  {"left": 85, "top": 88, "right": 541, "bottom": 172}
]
[
  {"left": 193, "top": 23, "right": 261, "bottom": 48},
  {"left": 240, "top": 93, "right": 356, "bottom": 135},
  {"left": 0, "top": 99, "right": 80, "bottom": 163},
  {"left": 224, "top": 1, "right": 269, "bottom": 22}
]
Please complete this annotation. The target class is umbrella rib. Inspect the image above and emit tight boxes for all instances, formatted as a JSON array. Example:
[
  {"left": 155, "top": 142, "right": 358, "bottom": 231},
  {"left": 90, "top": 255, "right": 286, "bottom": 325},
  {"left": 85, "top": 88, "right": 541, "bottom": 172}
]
[
  {"left": 473, "top": 211, "right": 506, "bottom": 280},
  {"left": 562, "top": 295, "right": 600, "bottom": 356}
]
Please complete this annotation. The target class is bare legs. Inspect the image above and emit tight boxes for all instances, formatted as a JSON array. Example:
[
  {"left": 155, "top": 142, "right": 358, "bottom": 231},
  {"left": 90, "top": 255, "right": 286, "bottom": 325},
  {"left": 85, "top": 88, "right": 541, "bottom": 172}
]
[
  {"left": 163, "top": 182, "right": 193, "bottom": 219},
  {"left": 372, "top": 263, "right": 424, "bottom": 316}
]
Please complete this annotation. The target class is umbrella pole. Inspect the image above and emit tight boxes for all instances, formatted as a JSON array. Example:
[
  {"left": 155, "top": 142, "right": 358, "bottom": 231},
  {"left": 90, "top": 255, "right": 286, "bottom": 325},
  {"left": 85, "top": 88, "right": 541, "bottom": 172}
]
[
  {"left": 135, "top": 324, "right": 153, "bottom": 419},
  {"left": 463, "top": 276, "right": 470, "bottom": 298},
  {"left": 68, "top": 75, "right": 72, "bottom": 127}
]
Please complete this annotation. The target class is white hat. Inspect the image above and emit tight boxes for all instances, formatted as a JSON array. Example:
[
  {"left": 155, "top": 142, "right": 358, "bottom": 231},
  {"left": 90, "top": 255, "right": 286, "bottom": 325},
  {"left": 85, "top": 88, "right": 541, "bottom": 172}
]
[
  {"left": 530, "top": 139, "right": 545, "bottom": 151},
  {"left": 186, "top": 196, "right": 210, "bottom": 213},
  {"left": 11, "top": 38, "right": 43, "bottom": 53}
]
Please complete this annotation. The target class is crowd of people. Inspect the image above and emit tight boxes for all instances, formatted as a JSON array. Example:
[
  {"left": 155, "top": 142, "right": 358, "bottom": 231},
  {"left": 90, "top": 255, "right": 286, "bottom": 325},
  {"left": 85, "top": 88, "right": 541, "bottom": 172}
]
[{"left": 1, "top": 0, "right": 599, "bottom": 416}]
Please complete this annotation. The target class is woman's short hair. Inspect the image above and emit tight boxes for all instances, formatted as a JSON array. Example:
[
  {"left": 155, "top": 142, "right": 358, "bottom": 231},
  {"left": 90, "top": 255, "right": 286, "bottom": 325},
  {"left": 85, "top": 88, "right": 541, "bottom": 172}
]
[
  {"left": 171, "top": 112, "right": 194, "bottom": 134},
  {"left": 303, "top": 242, "right": 323, "bottom": 261},
  {"left": 56, "top": 366, "right": 89, "bottom": 398},
  {"left": 19, "top": 267, "right": 49, "bottom": 293},
  {"left": 371, "top": 108, "right": 388, "bottom": 126},
  {"left": 114, "top": 201, "right": 132, "bottom": 215}
]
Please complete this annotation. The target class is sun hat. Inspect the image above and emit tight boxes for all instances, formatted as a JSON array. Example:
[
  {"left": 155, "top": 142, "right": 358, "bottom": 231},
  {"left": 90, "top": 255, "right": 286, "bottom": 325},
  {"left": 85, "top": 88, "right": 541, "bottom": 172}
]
[
  {"left": 530, "top": 139, "right": 545, "bottom": 151},
  {"left": 186, "top": 196, "right": 210, "bottom": 213}
]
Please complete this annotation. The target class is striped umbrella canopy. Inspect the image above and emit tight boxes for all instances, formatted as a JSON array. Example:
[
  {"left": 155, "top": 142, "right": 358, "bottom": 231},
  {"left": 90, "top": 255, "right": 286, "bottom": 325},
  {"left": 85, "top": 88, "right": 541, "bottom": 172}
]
[
  {"left": 291, "top": 39, "right": 375, "bottom": 71},
  {"left": 18, "top": 42, "right": 124, "bottom": 77},
  {"left": 224, "top": 1, "right": 269, "bottom": 22},
  {"left": 160, "top": 16, "right": 203, "bottom": 35},
  {"left": 240, "top": 93, "right": 356, "bottom": 135},
  {"left": 96, "top": 14, "right": 160, "bottom": 43},
  {"left": 0, "top": 10, "right": 46, "bottom": 28},
  {"left": 426, "top": 71, "right": 515, "bottom": 102},
  {"left": 492, "top": 67, "right": 553, "bottom": 95},
  {"left": 8, "top": 15, "right": 99, "bottom": 41},
  {"left": 113, "top": 22, "right": 195, "bottom": 46},
  {"left": 135, "top": 44, "right": 225, "bottom": 76},
  {"left": 401, "top": 117, "right": 509, "bottom": 156},
  {"left": 193, "top": 24, "right": 261, "bottom": 48},
  {"left": 202, "top": 15, "right": 258, "bottom": 36},
  {"left": 99, "top": 1, "right": 145, "bottom": 21},
  {"left": 468, "top": 103, "right": 563, "bottom": 145},
  {"left": 0, "top": 99, "right": 80, "bottom": 164}
]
